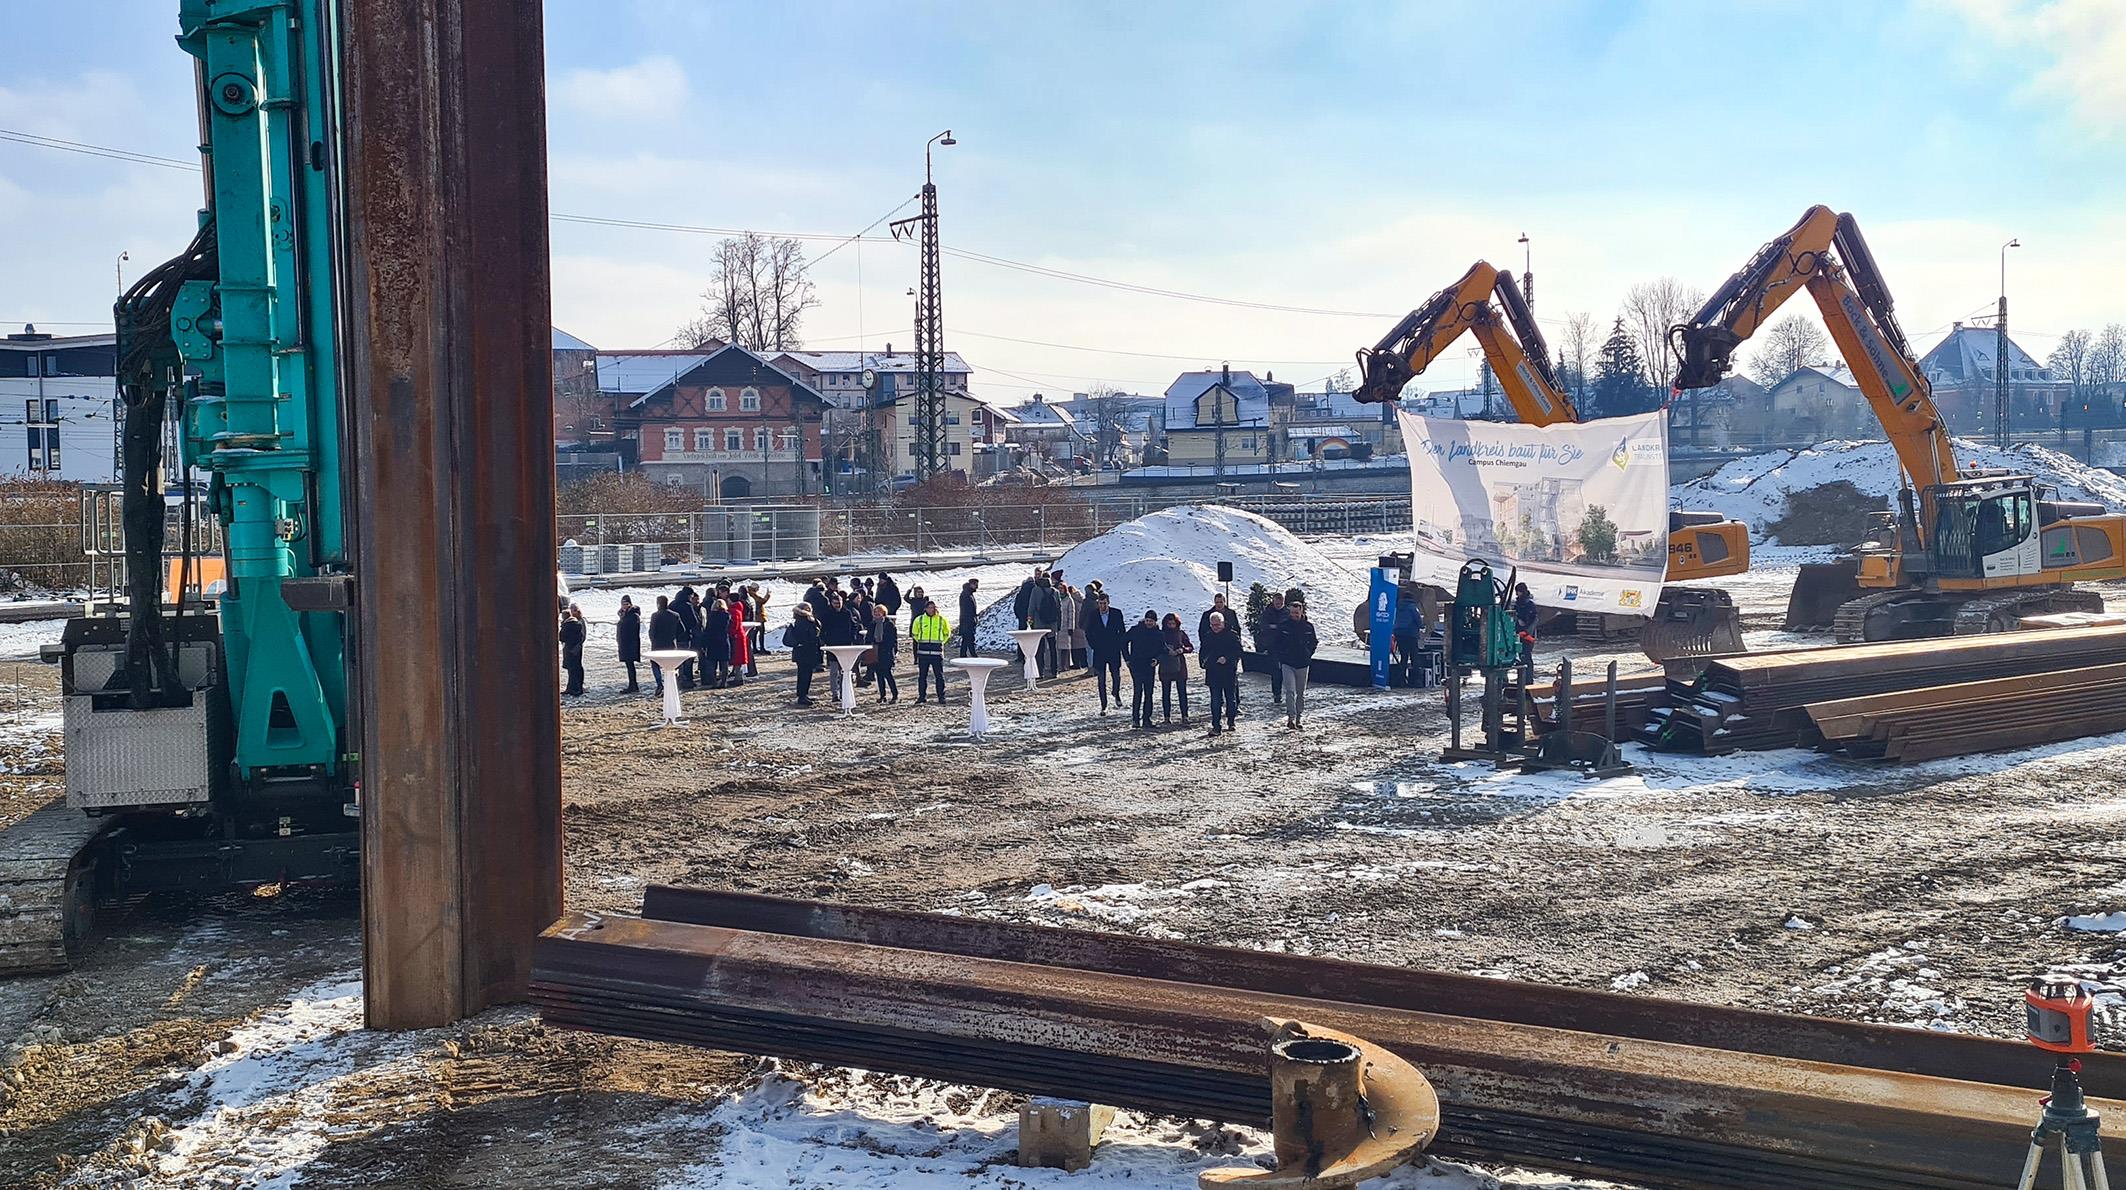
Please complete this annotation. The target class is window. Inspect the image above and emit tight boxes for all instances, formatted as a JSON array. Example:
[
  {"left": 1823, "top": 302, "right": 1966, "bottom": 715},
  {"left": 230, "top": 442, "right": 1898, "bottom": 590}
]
[
  {"left": 779, "top": 430, "right": 797, "bottom": 451},
  {"left": 694, "top": 428, "right": 714, "bottom": 451},
  {"left": 706, "top": 387, "right": 727, "bottom": 411},
  {"left": 26, "top": 399, "right": 60, "bottom": 472},
  {"left": 725, "top": 429, "right": 743, "bottom": 451},
  {"left": 663, "top": 428, "right": 683, "bottom": 451},
  {"left": 754, "top": 427, "right": 769, "bottom": 451},
  {"left": 948, "top": 441, "right": 962, "bottom": 456},
  {"left": 740, "top": 387, "right": 761, "bottom": 411}
]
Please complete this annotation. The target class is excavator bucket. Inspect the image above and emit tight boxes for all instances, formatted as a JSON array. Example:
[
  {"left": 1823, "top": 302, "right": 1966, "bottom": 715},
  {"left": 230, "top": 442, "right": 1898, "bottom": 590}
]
[
  {"left": 1640, "top": 588, "right": 1744, "bottom": 663},
  {"left": 1784, "top": 559, "right": 1864, "bottom": 631}
]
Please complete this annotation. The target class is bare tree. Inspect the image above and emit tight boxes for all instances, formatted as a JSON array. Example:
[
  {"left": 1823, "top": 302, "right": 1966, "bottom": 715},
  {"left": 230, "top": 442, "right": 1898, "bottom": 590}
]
[
  {"left": 1324, "top": 367, "right": 1354, "bottom": 394},
  {"left": 2091, "top": 324, "right": 2126, "bottom": 394},
  {"left": 1083, "top": 385, "right": 1133, "bottom": 468},
  {"left": 1747, "top": 314, "right": 1830, "bottom": 386},
  {"left": 2049, "top": 329, "right": 2092, "bottom": 401},
  {"left": 674, "top": 232, "right": 817, "bottom": 351},
  {"left": 1620, "top": 277, "right": 1704, "bottom": 394},
  {"left": 1558, "top": 311, "right": 1597, "bottom": 404}
]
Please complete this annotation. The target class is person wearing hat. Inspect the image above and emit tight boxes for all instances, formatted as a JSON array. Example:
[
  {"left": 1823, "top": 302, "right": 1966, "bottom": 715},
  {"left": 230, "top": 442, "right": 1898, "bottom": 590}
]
[{"left": 1124, "top": 609, "right": 1165, "bottom": 729}]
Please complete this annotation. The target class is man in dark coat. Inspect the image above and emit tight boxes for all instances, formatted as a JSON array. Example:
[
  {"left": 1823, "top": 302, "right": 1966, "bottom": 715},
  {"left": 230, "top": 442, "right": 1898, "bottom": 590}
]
[
  {"left": 648, "top": 594, "right": 683, "bottom": 695},
  {"left": 1391, "top": 592, "right": 1424, "bottom": 688},
  {"left": 616, "top": 596, "right": 642, "bottom": 692},
  {"left": 786, "top": 604, "right": 823, "bottom": 706},
  {"left": 804, "top": 579, "right": 830, "bottom": 621},
  {"left": 876, "top": 573, "right": 903, "bottom": 617},
  {"left": 672, "top": 586, "right": 702, "bottom": 690},
  {"left": 1198, "top": 593, "right": 1232, "bottom": 645},
  {"left": 1012, "top": 573, "right": 1038, "bottom": 630},
  {"left": 700, "top": 597, "right": 732, "bottom": 688},
  {"left": 1199, "top": 609, "right": 1242, "bottom": 734},
  {"left": 1512, "top": 582, "right": 1539, "bottom": 669},
  {"left": 1084, "top": 593, "right": 1127, "bottom": 714},
  {"left": 958, "top": 579, "right": 981, "bottom": 658},
  {"left": 1124, "top": 610, "right": 1165, "bottom": 728},
  {"left": 1031, "top": 573, "right": 1062, "bottom": 678},
  {"left": 821, "top": 592, "right": 859, "bottom": 698},
  {"left": 1258, "top": 592, "right": 1288, "bottom": 706},
  {"left": 1275, "top": 601, "right": 1320, "bottom": 728},
  {"left": 559, "top": 604, "right": 587, "bottom": 697}
]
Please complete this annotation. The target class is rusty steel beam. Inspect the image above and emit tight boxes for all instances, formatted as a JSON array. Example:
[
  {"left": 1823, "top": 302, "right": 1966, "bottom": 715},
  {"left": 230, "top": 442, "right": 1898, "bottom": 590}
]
[
  {"left": 533, "top": 912, "right": 2124, "bottom": 1189},
  {"left": 637, "top": 886, "right": 2126, "bottom": 1099},
  {"left": 341, "top": 0, "right": 561, "bottom": 1029}
]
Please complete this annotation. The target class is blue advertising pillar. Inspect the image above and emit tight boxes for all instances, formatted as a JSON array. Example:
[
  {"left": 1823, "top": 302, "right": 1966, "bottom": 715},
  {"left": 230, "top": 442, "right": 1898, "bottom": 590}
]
[{"left": 1368, "top": 567, "right": 1399, "bottom": 688}]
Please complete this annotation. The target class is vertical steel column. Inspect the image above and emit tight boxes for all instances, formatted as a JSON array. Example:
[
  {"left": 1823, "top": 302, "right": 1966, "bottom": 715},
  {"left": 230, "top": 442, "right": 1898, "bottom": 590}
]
[{"left": 339, "top": 0, "right": 561, "bottom": 1029}]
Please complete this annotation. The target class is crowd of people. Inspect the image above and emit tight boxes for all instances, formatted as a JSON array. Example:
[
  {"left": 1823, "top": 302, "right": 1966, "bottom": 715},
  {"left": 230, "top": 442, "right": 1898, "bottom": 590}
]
[{"left": 560, "top": 566, "right": 1341, "bottom": 735}]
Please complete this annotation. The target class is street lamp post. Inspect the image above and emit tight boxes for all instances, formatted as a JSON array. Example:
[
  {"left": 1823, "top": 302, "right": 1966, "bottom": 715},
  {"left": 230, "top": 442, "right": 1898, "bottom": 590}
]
[
  {"left": 1997, "top": 237, "right": 2019, "bottom": 448},
  {"left": 1517, "top": 232, "right": 1532, "bottom": 308},
  {"left": 116, "top": 250, "right": 130, "bottom": 294}
]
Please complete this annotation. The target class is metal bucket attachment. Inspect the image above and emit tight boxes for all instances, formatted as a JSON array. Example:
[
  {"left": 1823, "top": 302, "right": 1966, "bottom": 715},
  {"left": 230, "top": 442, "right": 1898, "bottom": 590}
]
[
  {"left": 1784, "top": 559, "right": 1863, "bottom": 630},
  {"left": 1641, "top": 588, "right": 1744, "bottom": 663},
  {"left": 1199, "top": 1018, "right": 1438, "bottom": 1189}
]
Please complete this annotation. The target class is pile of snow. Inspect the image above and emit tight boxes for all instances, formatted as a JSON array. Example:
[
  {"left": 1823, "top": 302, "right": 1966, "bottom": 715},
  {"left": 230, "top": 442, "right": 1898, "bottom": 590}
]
[
  {"left": 2062, "top": 911, "right": 2126, "bottom": 933},
  {"left": 1674, "top": 439, "right": 2126, "bottom": 543},
  {"left": 972, "top": 506, "right": 1368, "bottom": 648}
]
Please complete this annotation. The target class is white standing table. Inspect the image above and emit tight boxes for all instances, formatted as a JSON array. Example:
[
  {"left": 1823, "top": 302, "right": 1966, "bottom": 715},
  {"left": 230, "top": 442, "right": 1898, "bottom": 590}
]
[
  {"left": 948, "top": 657, "right": 1008, "bottom": 739},
  {"left": 1009, "top": 628, "right": 1051, "bottom": 686},
  {"left": 646, "top": 649, "right": 697, "bottom": 726},
  {"left": 824, "top": 644, "right": 872, "bottom": 716}
]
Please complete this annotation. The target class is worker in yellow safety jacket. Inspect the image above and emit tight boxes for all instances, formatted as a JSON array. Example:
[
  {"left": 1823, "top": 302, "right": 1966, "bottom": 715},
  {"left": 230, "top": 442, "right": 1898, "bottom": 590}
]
[{"left": 910, "top": 600, "right": 953, "bottom": 704}]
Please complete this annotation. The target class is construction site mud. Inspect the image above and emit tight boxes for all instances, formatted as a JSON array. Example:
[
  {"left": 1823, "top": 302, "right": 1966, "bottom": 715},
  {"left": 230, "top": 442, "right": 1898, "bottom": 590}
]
[{"left": 5, "top": 570, "right": 2126, "bottom": 1187}]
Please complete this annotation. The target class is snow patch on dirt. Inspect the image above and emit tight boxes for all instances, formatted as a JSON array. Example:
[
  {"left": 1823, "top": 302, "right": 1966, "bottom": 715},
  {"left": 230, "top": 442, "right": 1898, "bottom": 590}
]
[
  {"left": 0, "top": 618, "right": 66, "bottom": 660},
  {"left": 1023, "top": 879, "right": 1226, "bottom": 931},
  {"left": 658, "top": 1062, "right": 1620, "bottom": 1189},
  {"left": 1675, "top": 439, "right": 2126, "bottom": 544}
]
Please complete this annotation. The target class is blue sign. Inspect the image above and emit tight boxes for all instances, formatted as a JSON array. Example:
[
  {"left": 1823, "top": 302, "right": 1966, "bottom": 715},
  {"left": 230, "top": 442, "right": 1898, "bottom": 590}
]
[{"left": 1368, "top": 568, "right": 1399, "bottom": 689}]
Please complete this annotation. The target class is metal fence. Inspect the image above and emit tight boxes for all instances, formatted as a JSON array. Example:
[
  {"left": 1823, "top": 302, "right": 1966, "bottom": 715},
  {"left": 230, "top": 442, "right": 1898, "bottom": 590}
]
[{"left": 556, "top": 494, "right": 1412, "bottom": 567}]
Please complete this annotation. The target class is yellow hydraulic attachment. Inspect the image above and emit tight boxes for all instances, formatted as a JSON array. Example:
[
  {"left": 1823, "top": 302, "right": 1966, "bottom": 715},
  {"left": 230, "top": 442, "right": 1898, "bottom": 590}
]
[
  {"left": 1352, "top": 262, "right": 1749, "bottom": 659},
  {"left": 1672, "top": 205, "right": 2126, "bottom": 641}
]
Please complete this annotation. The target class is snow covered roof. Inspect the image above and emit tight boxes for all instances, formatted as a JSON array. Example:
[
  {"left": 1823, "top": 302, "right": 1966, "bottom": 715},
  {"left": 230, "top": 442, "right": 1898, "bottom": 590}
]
[
  {"left": 1771, "top": 363, "right": 1858, "bottom": 393},
  {"left": 1291, "top": 391, "right": 1382, "bottom": 420},
  {"left": 776, "top": 350, "right": 971, "bottom": 375},
  {"left": 1920, "top": 324, "right": 2056, "bottom": 387},
  {"left": 1163, "top": 369, "right": 1271, "bottom": 429},
  {"left": 597, "top": 351, "right": 715, "bottom": 395},
  {"left": 1006, "top": 399, "right": 1077, "bottom": 430},
  {"left": 552, "top": 326, "right": 595, "bottom": 352},
  {"left": 1287, "top": 424, "right": 1358, "bottom": 438}
]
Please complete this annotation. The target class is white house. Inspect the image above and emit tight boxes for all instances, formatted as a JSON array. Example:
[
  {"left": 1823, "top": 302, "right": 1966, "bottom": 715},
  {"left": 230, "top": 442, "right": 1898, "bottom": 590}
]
[
  {"left": 1, "top": 326, "right": 119, "bottom": 483},
  {"left": 773, "top": 346, "right": 972, "bottom": 411}
]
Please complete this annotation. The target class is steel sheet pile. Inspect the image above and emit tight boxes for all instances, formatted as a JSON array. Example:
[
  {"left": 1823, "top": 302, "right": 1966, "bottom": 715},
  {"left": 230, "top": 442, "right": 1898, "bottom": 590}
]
[
  {"left": 1645, "top": 625, "right": 2126, "bottom": 754},
  {"left": 531, "top": 888, "right": 2126, "bottom": 1189}
]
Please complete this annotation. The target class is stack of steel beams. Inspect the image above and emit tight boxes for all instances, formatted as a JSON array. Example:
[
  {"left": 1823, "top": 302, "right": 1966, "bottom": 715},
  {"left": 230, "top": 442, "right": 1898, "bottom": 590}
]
[
  {"left": 531, "top": 889, "right": 2126, "bottom": 1189},
  {"left": 1645, "top": 626, "right": 2126, "bottom": 752},
  {"left": 1806, "top": 662, "right": 2126, "bottom": 761}
]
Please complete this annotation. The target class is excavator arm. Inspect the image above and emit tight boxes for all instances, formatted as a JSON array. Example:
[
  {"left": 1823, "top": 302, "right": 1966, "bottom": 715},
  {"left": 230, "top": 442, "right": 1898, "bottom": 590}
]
[
  {"left": 1352, "top": 261, "right": 1577, "bottom": 425},
  {"left": 1670, "top": 204, "right": 1957, "bottom": 502}
]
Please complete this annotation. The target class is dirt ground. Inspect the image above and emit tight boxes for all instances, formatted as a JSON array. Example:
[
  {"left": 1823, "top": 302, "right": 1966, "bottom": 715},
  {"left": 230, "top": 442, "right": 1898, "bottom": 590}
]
[{"left": 4, "top": 569, "right": 2126, "bottom": 1188}]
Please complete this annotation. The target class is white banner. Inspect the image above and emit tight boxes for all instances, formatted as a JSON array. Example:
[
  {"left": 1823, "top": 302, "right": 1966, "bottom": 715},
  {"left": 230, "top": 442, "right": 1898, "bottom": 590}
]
[{"left": 1397, "top": 409, "right": 1670, "bottom": 617}]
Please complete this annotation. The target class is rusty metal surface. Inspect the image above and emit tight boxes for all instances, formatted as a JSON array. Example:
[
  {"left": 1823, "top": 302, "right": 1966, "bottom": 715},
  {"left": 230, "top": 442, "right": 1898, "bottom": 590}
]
[
  {"left": 636, "top": 886, "right": 2126, "bottom": 1100},
  {"left": 533, "top": 910, "right": 2123, "bottom": 1189},
  {"left": 1198, "top": 1019, "right": 1438, "bottom": 1188},
  {"left": 340, "top": 0, "right": 560, "bottom": 1029}
]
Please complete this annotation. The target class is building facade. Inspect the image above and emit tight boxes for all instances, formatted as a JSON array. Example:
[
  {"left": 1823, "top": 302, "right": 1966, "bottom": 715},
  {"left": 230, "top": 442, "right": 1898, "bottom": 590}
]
[
  {"left": 1919, "top": 323, "right": 2069, "bottom": 435},
  {"left": 1278, "top": 390, "right": 1401, "bottom": 459},
  {"left": 1161, "top": 367, "right": 1273, "bottom": 467},
  {"left": 1760, "top": 364, "right": 1872, "bottom": 441},
  {"left": 998, "top": 393, "right": 1083, "bottom": 466},
  {"left": 0, "top": 326, "right": 118, "bottom": 483},
  {"left": 624, "top": 344, "right": 827, "bottom": 500},
  {"left": 772, "top": 346, "right": 972, "bottom": 411}
]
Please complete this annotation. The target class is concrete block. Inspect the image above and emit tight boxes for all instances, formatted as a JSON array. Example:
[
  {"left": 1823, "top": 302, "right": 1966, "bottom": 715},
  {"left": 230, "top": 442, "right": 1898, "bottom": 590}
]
[{"left": 1017, "top": 1097, "right": 1116, "bottom": 1171}]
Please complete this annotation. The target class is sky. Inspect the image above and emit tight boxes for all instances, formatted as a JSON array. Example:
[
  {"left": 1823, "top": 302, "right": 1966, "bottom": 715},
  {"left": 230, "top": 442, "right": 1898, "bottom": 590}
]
[{"left": 4, "top": 0, "right": 2124, "bottom": 402}]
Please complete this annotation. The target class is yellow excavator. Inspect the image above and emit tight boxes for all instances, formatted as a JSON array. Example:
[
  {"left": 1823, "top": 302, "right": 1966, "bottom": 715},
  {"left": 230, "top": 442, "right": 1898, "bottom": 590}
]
[
  {"left": 1351, "top": 260, "right": 1750, "bottom": 660},
  {"left": 1670, "top": 204, "right": 2126, "bottom": 641}
]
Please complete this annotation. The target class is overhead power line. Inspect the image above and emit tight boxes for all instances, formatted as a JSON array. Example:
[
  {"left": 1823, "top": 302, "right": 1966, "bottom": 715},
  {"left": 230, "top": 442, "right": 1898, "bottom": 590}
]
[{"left": 0, "top": 128, "right": 199, "bottom": 171}]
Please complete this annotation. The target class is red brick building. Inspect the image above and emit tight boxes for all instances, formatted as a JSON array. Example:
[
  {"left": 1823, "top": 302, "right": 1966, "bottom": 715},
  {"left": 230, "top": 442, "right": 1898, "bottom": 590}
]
[{"left": 625, "top": 344, "right": 828, "bottom": 499}]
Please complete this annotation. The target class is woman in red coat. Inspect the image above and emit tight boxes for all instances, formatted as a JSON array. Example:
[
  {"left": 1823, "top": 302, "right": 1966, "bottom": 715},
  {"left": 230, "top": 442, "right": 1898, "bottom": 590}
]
[{"left": 727, "top": 595, "right": 752, "bottom": 685}]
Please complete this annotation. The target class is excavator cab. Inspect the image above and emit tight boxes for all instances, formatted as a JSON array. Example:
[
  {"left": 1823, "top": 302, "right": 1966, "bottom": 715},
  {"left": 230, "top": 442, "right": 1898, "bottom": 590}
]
[{"left": 1927, "top": 479, "right": 2040, "bottom": 581}]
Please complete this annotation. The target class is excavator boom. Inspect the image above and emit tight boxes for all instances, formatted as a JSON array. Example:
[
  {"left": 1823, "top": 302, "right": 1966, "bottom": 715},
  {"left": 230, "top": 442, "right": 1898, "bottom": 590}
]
[{"left": 1352, "top": 262, "right": 1576, "bottom": 425}]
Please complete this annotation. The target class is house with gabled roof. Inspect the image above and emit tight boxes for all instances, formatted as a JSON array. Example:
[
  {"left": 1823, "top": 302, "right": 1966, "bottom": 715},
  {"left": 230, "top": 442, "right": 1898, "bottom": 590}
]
[
  {"left": 1161, "top": 366, "right": 1273, "bottom": 468},
  {"left": 616, "top": 343, "right": 827, "bottom": 499},
  {"left": 1919, "top": 322, "right": 2069, "bottom": 434}
]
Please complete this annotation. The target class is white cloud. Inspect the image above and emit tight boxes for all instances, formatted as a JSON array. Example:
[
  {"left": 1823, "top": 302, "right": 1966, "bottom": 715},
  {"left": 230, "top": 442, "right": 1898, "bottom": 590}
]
[
  {"left": 552, "top": 55, "right": 688, "bottom": 120},
  {"left": 1932, "top": 0, "right": 2126, "bottom": 137}
]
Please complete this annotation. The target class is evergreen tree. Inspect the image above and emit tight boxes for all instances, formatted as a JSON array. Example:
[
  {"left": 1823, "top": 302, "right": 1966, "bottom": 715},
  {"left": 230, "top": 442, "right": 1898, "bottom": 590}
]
[
  {"left": 1590, "top": 317, "right": 1654, "bottom": 417},
  {"left": 1577, "top": 505, "right": 1619, "bottom": 562},
  {"left": 1244, "top": 582, "right": 1269, "bottom": 639}
]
